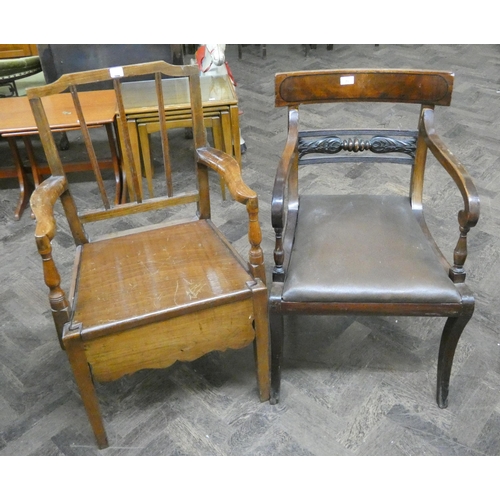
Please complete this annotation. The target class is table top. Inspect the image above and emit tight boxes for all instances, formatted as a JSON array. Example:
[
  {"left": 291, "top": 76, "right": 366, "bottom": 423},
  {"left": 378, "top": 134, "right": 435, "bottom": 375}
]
[
  {"left": 0, "top": 71, "right": 237, "bottom": 136},
  {"left": 122, "top": 71, "right": 237, "bottom": 115},
  {"left": 0, "top": 89, "right": 117, "bottom": 136}
]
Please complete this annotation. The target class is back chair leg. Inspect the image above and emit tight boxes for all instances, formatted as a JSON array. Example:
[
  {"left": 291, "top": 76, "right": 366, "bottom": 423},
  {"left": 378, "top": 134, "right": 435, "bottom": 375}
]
[
  {"left": 436, "top": 309, "right": 473, "bottom": 409},
  {"left": 269, "top": 311, "right": 285, "bottom": 405}
]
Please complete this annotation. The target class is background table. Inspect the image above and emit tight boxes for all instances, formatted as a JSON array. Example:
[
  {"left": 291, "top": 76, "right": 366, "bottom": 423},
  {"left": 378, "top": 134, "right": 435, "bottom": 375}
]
[
  {"left": 121, "top": 71, "right": 241, "bottom": 200},
  {"left": 0, "top": 90, "right": 119, "bottom": 219}
]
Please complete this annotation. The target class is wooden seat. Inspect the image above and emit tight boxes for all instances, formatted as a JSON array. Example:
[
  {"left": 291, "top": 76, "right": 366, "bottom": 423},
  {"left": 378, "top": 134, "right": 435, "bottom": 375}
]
[
  {"left": 28, "top": 61, "right": 270, "bottom": 449},
  {"left": 269, "top": 69, "right": 480, "bottom": 408}
]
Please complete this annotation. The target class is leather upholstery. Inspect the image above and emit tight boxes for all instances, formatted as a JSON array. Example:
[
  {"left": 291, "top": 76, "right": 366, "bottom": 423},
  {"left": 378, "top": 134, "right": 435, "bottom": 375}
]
[{"left": 282, "top": 195, "right": 461, "bottom": 304}]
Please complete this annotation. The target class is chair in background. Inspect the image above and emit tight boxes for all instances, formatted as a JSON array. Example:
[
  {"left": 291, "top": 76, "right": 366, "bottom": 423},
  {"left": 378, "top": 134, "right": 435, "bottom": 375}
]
[
  {"left": 0, "top": 55, "right": 42, "bottom": 97},
  {"left": 304, "top": 45, "right": 333, "bottom": 56},
  {"left": 238, "top": 44, "right": 267, "bottom": 59},
  {"left": 269, "top": 69, "right": 479, "bottom": 407},
  {"left": 28, "top": 61, "right": 270, "bottom": 449}
]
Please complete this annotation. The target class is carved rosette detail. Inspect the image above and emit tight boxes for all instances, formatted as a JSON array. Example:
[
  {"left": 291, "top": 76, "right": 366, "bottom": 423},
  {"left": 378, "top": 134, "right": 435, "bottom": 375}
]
[{"left": 298, "top": 135, "right": 417, "bottom": 158}]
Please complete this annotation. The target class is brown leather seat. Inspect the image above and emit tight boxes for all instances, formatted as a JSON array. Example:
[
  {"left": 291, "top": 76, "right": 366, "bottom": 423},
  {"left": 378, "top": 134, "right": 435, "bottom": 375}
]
[{"left": 283, "top": 195, "right": 462, "bottom": 304}]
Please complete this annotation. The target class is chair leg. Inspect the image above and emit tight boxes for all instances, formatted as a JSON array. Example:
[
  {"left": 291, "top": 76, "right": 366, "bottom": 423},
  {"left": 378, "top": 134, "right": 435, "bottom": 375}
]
[
  {"left": 250, "top": 281, "right": 270, "bottom": 401},
  {"left": 436, "top": 310, "right": 473, "bottom": 409},
  {"left": 269, "top": 309, "right": 284, "bottom": 405},
  {"left": 64, "top": 331, "right": 109, "bottom": 449}
]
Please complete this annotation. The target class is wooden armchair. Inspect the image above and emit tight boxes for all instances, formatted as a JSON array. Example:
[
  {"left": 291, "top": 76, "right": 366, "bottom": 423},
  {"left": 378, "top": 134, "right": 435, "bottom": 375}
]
[
  {"left": 28, "top": 61, "right": 269, "bottom": 449},
  {"left": 269, "top": 69, "right": 479, "bottom": 407}
]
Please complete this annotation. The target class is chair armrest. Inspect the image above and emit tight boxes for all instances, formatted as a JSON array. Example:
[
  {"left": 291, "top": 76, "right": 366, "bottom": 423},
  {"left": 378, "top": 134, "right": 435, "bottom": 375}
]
[
  {"left": 196, "top": 146, "right": 266, "bottom": 283},
  {"left": 29, "top": 176, "right": 70, "bottom": 344},
  {"left": 421, "top": 108, "right": 480, "bottom": 281},
  {"left": 271, "top": 108, "right": 299, "bottom": 281},
  {"left": 196, "top": 146, "right": 256, "bottom": 204},
  {"left": 271, "top": 108, "right": 299, "bottom": 230},
  {"left": 422, "top": 108, "right": 480, "bottom": 228},
  {"left": 30, "top": 175, "right": 68, "bottom": 242}
]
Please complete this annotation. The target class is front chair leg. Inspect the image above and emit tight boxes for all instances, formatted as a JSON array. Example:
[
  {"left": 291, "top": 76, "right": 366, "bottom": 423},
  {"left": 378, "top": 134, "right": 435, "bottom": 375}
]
[
  {"left": 269, "top": 309, "right": 284, "bottom": 405},
  {"left": 436, "top": 311, "right": 473, "bottom": 409},
  {"left": 64, "top": 328, "right": 109, "bottom": 449},
  {"left": 250, "top": 281, "right": 270, "bottom": 402}
]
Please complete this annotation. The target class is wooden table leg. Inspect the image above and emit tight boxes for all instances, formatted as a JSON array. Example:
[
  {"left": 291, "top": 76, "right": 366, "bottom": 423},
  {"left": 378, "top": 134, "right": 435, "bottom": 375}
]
[
  {"left": 6, "top": 136, "right": 33, "bottom": 220},
  {"left": 120, "top": 120, "right": 143, "bottom": 201},
  {"left": 228, "top": 105, "right": 242, "bottom": 167},
  {"left": 138, "top": 122, "right": 155, "bottom": 198},
  {"left": 220, "top": 111, "right": 235, "bottom": 167},
  {"left": 23, "top": 126, "right": 123, "bottom": 206},
  {"left": 105, "top": 123, "right": 123, "bottom": 205},
  {"left": 210, "top": 115, "right": 226, "bottom": 200},
  {"left": 23, "top": 135, "right": 44, "bottom": 188}
]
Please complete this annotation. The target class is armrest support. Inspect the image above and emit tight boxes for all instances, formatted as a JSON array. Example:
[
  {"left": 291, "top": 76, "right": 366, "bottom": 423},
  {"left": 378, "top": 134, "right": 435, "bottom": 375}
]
[
  {"left": 421, "top": 108, "right": 480, "bottom": 282},
  {"left": 29, "top": 176, "right": 70, "bottom": 345},
  {"left": 271, "top": 108, "right": 299, "bottom": 281},
  {"left": 422, "top": 108, "right": 480, "bottom": 227},
  {"left": 271, "top": 108, "right": 299, "bottom": 230},
  {"left": 196, "top": 146, "right": 266, "bottom": 283}
]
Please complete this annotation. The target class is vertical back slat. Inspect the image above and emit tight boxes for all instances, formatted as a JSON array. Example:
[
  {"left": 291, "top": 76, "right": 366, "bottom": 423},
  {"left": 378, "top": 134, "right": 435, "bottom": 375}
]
[
  {"left": 29, "top": 97, "right": 65, "bottom": 177},
  {"left": 69, "top": 85, "right": 110, "bottom": 209},
  {"left": 155, "top": 72, "right": 173, "bottom": 197},
  {"left": 188, "top": 69, "right": 210, "bottom": 218},
  {"left": 189, "top": 70, "right": 207, "bottom": 149},
  {"left": 29, "top": 95, "right": 89, "bottom": 244},
  {"left": 113, "top": 78, "right": 143, "bottom": 203}
]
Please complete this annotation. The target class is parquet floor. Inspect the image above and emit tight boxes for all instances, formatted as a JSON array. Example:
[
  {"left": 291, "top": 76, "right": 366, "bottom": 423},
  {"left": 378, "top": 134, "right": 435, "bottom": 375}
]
[{"left": 1, "top": 44, "right": 499, "bottom": 458}]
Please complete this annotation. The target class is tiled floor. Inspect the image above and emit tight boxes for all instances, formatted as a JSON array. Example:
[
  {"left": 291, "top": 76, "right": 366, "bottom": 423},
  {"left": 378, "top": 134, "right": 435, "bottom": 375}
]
[{"left": 1, "top": 45, "right": 499, "bottom": 463}]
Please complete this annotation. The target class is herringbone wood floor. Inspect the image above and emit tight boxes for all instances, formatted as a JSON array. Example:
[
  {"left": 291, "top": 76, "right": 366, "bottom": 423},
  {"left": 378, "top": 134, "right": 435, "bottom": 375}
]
[{"left": 1, "top": 44, "right": 499, "bottom": 457}]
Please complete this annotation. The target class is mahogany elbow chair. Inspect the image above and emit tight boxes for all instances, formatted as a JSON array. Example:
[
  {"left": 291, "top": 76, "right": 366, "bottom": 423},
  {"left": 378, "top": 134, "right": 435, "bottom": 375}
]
[
  {"left": 28, "top": 61, "right": 270, "bottom": 449},
  {"left": 269, "top": 69, "right": 479, "bottom": 407}
]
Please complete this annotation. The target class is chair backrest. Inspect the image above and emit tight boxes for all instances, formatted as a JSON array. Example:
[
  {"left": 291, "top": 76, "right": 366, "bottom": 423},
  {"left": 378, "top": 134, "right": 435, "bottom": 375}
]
[
  {"left": 27, "top": 60, "right": 211, "bottom": 245},
  {"left": 38, "top": 44, "right": 184, "bottom": 90},
  {"left": 273, "top": 69, "right": 456, "bottom": 204},
  {"left": 275, "top": 69, "right": 454, "bottom": 107}
]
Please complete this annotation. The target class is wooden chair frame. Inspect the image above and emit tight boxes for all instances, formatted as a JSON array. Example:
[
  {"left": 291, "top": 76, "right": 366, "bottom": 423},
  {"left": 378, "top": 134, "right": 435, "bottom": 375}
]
[
  {"left": 28, "top": 61, "right": 270, "bottom": 448},
  {"left": 269, "top": 69, "right": 480, "bottom": 408}
]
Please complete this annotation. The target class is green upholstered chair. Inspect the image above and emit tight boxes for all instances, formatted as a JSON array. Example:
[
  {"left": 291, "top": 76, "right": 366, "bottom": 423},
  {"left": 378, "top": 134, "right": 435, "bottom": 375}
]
[{"left": 0, "top": 56, "right": 42, "bottom": 97}]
